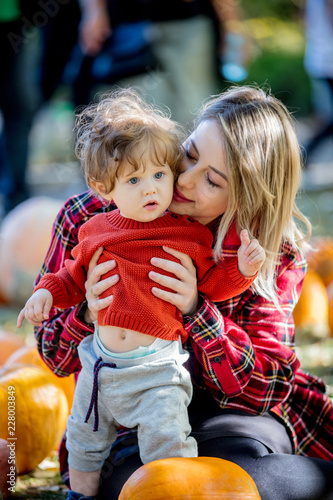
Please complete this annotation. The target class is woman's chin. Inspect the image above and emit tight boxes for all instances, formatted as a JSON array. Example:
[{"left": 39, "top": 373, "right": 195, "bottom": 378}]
[{"left": 169, "top": 201, "right": 191, "bottom": 216}]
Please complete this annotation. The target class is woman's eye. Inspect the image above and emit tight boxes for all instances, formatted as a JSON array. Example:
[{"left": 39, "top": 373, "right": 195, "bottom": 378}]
[
  {"left": 206, "top": 175, "right": 219, "bottom": 188},
  {"left": 128, "top": 177, "right": 139, "bottom": 185},
  {"left": 154, "top": 171, "right": 164, "bottom": 179},
  {"left": 185, "top": 149, "right": 196, "bottom": 161}
]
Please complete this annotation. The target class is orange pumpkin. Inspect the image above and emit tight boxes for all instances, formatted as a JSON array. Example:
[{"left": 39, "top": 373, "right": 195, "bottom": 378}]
[
  {"left": 0, "top": 197, "right": 63, "bottom": 306},
  {"left": 307, "top": 237, "right": 333, "bottom": 287},
  {"left": 0, "top": 330, "right": 25, "bottom": 366},
  {"left": 293, "top": 269, "right": 330, "bottom": 337},
  {"left": 118, "top": 457, "right": 261, "bottom": 500},
  {"left": 4, "top": 344, "right": 75, "bottom": 415},
  {"left": 0, "top": 365, "right": 68, "bottom": 474}
]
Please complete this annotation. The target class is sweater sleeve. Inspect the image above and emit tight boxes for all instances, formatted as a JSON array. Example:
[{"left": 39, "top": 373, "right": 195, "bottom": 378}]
[
  {"left": 34, "top": 266, "right": 87, "bottom": 309},
  {"left": 197, "top": 255, "right": 257, "bottom": 301},
  {"left": 183, "top": 246, "right": 305, "bottom": 414},
  {"left": 33, "top": 215, "right": 103, "bottom": 309},
  {"left": 195, "top": 221, "right": 256, "bottom": 301},
  {"left": 33, "top": 192, "right": 111, "bottom": 377}
]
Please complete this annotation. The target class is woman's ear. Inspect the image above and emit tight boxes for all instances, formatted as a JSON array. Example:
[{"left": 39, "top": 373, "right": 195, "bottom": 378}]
[{"left": 90, "top": 180, "right": 108, "bottom": 196}]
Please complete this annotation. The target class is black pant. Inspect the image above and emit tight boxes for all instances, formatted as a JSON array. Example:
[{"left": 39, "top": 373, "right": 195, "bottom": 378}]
[
  {"left": 0, "top": 21, "right": 37, "bottom": 212},
  {"left": 98, "top": 435, "right": 333, "bottom": 500}
]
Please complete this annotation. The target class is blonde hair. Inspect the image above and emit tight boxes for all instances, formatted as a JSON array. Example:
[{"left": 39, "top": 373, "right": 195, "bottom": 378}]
[
  {"left": 75, "top": 88, "right": 184, "bottom": 192},
  {"left": 195, "top": 85, "right": 311, "bottom": 305}
]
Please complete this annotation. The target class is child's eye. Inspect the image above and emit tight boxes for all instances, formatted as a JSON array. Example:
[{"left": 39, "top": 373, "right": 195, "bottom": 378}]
[
  {"left": 128, "top": 177, "right": 139, "bottom": 185},
  {"left": 206, "top": 174, "right": 219, "bottom": 188},
  {"left": 154, "top": 172, "right": 164, "bottom": 179}
]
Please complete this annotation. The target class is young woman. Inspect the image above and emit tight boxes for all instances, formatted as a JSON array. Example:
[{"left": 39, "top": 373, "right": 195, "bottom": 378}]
[
  {"left": 19, "top": 89, "right": 264, "bottom": 500},
  {"left": 33, "top": 86, "right": 333, "bottom": 500}
]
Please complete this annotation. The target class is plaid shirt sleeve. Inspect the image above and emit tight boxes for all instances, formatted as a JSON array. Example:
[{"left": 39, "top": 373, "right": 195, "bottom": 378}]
[
  {"left": 34, "top": 191, "right": 113, "bottom": 376},
  {"left": 184, "top": 242, "right": 306, "bottom": 415}
]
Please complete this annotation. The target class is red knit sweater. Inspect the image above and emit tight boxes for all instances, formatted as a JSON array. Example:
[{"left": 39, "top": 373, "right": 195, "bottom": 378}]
[{"left": 35, "top": 210, "right": 255, "bottom": 342}]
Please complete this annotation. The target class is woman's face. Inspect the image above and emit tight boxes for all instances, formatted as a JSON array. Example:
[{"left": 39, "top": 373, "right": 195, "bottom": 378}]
[{"left": 169, "top": 120, "right": 230, "bottom": 226}]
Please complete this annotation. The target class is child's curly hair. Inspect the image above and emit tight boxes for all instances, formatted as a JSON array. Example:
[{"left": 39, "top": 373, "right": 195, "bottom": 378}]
[{"left": 75, "top": 88, "right": 185, "bottom": 193}]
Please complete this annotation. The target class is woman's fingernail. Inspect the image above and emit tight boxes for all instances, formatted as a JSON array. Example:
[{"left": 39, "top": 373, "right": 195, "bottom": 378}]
[{"left": 151, "top": 258, "right": 159, "bottom": 264}]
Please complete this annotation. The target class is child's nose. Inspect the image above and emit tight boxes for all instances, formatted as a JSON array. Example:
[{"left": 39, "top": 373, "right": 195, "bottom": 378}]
[{"left": 144, "top": 180, "right": 156, "bottom": 195}]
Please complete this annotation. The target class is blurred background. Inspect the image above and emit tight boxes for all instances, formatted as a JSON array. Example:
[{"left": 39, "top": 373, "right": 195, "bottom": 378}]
[
  {"left": 0, "top": 0, "right": 333, "bottom": 494},
  {"left": 1, "top": 0, "right": 333, "bottom": 223},
  {"left": 1, "top": 0, "right": 333, "bottom": 218}
]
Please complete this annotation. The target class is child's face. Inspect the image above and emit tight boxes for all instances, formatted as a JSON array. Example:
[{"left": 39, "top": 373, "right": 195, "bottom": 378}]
[{"left": 106, "top": 159, "right": 175, "bottom": 222}]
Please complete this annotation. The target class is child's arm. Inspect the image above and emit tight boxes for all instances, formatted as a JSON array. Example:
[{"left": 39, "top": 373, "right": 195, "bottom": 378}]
[
  {"left": 33, "top": 221, "right": 104, "bottom": 311},
  {"left": 33, "top": 264, "right": 88, "bottom": 309},
  {"left": 198, "top": 230, "right": 265, "bottom": 301},
  {"left": 17, "top": 289, "right": 53, "bottom": 328},
  {"left": 18, "top": 224, "right": 103, "bottom": 328}
]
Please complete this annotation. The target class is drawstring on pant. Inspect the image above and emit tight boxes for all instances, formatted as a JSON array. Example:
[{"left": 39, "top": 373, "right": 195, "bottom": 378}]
[{"left": 85, "top": 357, "right": 117, "bottom": 431}]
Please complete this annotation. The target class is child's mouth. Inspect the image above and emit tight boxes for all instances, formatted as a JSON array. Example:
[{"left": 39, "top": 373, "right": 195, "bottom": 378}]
[{"left": 144, "top": 201, "right": 158, "bottom": 210}]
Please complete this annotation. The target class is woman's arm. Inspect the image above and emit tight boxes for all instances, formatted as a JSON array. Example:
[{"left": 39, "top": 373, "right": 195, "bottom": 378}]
[{"left": 150, "top": 244, "right": 306, "bottom": 415}]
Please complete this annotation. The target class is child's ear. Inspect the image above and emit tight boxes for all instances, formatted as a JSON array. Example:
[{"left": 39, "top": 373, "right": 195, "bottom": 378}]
[{"left": 90, "top": 181, "right": 108, "bottom": 196}]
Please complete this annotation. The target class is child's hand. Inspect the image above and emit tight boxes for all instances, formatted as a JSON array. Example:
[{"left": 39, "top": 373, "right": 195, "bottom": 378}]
[
  {"left": 238, "top": 230, "right": 265, "bottom": 277},
  {"left": 17, "top": 289, "right": 53, "bottom": 328}
]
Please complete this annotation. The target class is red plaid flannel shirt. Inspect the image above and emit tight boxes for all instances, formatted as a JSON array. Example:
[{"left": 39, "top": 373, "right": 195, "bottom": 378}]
[{"left": 34, "top": 191, "right": 333, "bottom": 477}]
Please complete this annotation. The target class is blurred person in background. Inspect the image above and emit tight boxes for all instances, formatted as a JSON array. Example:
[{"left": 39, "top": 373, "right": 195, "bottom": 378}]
[
  {"left": 303, "top": 0, "right": 333, "bottom": 164},
  {"left": 77, "top": 0, "right": 249, "bottom": 124},
  {"left": 39, "top": 0, "right": 249, "bottom": 125},
  {"left": 0, "top": 0, "right": 39, "bottom": 216},
  {"left": 39, "top": 0, "right": 81, "bottom": 104}
]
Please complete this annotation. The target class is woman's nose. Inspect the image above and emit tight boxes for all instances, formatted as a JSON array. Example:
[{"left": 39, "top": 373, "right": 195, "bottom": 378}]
[{"left": 177, "top": 163, "right": 196, "bottom": 188}]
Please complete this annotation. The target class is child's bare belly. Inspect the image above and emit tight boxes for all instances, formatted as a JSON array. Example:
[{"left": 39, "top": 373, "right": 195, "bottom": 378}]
[{"left": 98, "top": 324, "right": 156, "bottom": 353}]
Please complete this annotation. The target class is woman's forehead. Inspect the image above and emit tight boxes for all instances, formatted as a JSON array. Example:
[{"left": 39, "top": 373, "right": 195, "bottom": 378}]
[
  {"left": 191, "top": 120, "right": 222, "bottom": 143},
  {"left": 188, "top": 121, "right": 228, "bottom": 176},
  {"left": 190, "top": 121, "right": 225, "bottom": 155}
]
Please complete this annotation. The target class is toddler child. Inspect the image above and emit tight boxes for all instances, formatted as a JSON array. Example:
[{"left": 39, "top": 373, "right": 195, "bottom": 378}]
[{"left": 17, "top": 89, "right": 265, "bottom": 499}]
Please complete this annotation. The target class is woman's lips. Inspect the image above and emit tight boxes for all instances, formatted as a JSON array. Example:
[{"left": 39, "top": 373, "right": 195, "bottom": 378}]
[{"left": 173, "top": 187, "right": 192, "bottom": 203}]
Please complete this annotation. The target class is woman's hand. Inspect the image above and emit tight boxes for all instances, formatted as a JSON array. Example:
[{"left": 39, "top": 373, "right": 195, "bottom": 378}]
[
  {"left": 84, "top": 247, "right": 119, "bottom": 324},
  {"left": 149, "top": 246, "right": 199, "bottom": 316}
]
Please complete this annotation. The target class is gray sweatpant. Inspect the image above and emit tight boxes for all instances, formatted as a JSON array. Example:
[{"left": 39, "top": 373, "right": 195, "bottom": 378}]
[{"left": 66, "top": 334, "right": 198, "bottom": 472}]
